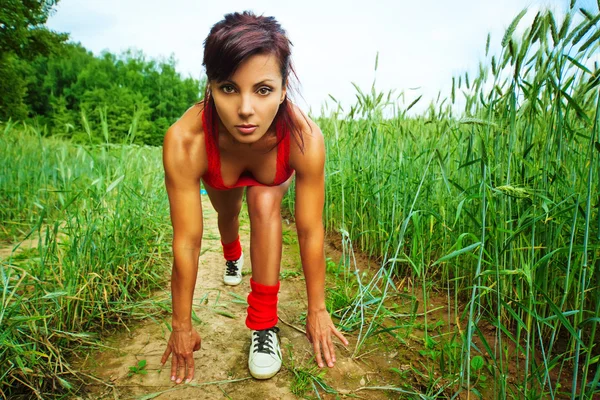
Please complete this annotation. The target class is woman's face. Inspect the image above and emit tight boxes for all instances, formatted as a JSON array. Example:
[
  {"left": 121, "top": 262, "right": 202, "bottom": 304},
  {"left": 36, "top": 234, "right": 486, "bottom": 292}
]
[{"left": 210, "top": 53, "right": 287, "bottom": 145}]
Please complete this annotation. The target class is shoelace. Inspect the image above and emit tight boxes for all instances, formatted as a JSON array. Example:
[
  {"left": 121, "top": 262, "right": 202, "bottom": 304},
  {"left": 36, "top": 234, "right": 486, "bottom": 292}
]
[
  {"left": 253, "top": 327, "right": 280, "bottom": 355},
  {"left": 225, "top": 259, "right": 239, "bottom": 276}
]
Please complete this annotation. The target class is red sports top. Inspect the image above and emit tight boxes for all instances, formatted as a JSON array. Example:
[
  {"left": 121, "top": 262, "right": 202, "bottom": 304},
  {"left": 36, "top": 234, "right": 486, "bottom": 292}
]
[{"left": 201, "top": 103, "right": 294, "bottom": 190}]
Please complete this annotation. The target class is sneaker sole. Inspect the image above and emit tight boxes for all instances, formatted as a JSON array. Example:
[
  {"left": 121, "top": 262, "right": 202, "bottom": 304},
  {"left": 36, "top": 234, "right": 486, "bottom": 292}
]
[{"left": 249, "top": 366, "right": 281, "bottom": 380}]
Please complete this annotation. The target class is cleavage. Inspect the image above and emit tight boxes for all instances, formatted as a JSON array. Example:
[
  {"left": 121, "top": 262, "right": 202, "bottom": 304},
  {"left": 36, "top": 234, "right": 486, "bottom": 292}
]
[{"left": 219, "top": 145, "right": 278, "bottom": 186}]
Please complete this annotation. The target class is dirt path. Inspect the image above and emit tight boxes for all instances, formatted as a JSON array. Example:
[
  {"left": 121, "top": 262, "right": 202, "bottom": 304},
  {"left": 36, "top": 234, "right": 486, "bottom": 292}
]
[{"left": 78, "top": 200, "right": 399, "bottom": 399}]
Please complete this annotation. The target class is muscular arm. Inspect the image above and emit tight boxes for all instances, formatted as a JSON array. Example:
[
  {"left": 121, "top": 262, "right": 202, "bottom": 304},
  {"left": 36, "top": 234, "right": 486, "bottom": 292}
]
[
  {"left": 163, "top": 125, "right": 205, "bottom": 330},
  {"left": 293, "top": 118, "right": 348, "bottom": 368},
  {"left": 294, "top": 125, "right": 327, "bottom": 312}
]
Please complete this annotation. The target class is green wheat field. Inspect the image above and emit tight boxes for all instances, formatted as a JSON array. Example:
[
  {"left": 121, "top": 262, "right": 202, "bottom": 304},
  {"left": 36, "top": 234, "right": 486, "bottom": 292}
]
[{"left": 1, "top": 5, "right": 599, "bottom": 400}]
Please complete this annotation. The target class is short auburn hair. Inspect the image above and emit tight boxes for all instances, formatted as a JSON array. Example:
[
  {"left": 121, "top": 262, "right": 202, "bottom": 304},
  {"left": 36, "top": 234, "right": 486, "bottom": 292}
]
[{"left": 201, "top": 11, "right": 307, "bottom": 151}]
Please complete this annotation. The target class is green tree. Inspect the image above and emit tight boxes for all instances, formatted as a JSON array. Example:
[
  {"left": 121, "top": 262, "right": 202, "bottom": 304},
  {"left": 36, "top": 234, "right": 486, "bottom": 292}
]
[
  {"left": 77, "top": 85, "right": 152, "bottom": 144},
  {"left": 0, "top": 55, "right": 30, "bottom": 120},
  {"left": 26, "top": 43, "right": 94, "bottom": 118},
  {"left": 5, "top": 11, "right": 203, "bottom": 145},
  {"left": 0, "top": 0, "right": 67, "bottom": 58},
  {"left": 0, "top": 0, "right": 68, "bottom": 121}
]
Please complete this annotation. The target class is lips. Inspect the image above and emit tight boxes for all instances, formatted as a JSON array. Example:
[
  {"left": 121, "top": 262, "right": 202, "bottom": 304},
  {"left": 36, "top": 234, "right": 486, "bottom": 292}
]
[{"left": 235, "top": 124, "right": 257, "bottom": 135}]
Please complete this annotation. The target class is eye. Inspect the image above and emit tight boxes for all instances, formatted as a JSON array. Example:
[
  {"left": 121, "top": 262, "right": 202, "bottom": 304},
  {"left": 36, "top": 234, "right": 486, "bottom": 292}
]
[
  {"left": 257, "top": 87, "right": 273, "bottom": 96},
  {"left": 220, "top": 84, "right": 235, "bottom": 94}
]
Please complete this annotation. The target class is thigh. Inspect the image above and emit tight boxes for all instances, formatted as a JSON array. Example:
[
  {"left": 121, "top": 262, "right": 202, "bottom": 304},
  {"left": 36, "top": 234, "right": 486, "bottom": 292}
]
[
  {"left": 202, "top": 179, "right": 244, "bottom": 216},
  {"left": 246, "top": 173, "right": 294, "bottom": 211}
]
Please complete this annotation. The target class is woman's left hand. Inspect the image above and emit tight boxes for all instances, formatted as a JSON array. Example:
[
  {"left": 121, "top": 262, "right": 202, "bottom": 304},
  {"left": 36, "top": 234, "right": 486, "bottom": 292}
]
[{"left": 305, "top": 309, "right": 349, "bottom": 368}]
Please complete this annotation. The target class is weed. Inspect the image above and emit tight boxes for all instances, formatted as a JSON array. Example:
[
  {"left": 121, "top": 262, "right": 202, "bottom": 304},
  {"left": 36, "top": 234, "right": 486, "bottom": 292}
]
[
  {"left": 280, "top": 269, "right": 301, "bottom": 280},
  {"left": 128, "top": 359, "right": 148, "bottom": 378},
  {"left": 285, "top": 344, "right": 336, "bottom": 399}
]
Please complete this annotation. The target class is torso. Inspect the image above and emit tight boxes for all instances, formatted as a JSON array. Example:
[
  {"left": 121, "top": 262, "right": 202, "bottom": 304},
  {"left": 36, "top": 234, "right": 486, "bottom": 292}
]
[
  {"left": 169, "top": 102, "right": 306, "bottom": 190},
  {"left": 217, "top": 135, "right": 279, "bottom": 186}
]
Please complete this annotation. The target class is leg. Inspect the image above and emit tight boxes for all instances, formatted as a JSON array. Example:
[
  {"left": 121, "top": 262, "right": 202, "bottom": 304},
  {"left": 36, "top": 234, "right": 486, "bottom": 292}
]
[
  {"left": 202, "top": 181, "right": 245, "bottom": 285},
  {"left": 245, "top": 175, "right": 294, "bottom": 286},
  {"left": 202, "top": 181, "right": 244, "bottom": 244},
  {"left": 245, "top": 175, "right": 294, "bottom": 379}
]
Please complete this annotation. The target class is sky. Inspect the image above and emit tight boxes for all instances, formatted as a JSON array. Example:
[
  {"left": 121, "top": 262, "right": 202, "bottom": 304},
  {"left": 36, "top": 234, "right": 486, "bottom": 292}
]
[{"left": 46, "top": 0, "right": 597, "bottom": 116}]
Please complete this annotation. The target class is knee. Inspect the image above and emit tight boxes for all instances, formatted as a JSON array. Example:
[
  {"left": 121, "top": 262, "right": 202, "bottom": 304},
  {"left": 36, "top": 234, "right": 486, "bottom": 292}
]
[
  {"left": 216, "top": 199, "right": 243, "bottom": 221},
  {"left": 246, "top": 189, "right": 282, "bottom": 223}
]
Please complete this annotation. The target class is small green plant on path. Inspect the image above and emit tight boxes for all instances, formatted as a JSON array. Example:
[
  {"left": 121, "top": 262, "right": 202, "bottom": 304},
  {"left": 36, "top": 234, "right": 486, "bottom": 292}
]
[
  {"left": 128, "top": 359, "right": 148, "bottom": 378},
  {"left": 280, "top": 269, "right": 301, "bottom": 280}
]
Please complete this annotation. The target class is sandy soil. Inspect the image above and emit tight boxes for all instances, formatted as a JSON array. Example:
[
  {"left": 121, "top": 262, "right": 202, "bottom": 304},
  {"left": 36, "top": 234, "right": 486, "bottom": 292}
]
[
  {"left": 75, "top": 200, "right": 401, "bottom": 400},
  {"left": 0, "top": 236, "right": 40, "bottom": 258}
]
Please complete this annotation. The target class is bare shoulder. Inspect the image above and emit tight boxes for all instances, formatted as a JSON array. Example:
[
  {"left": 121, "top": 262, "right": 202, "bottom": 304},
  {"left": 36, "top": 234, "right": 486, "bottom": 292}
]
[
  {"left": 289, "top": 104, "right": 325, "bottom": 172},
  {"left": 163, "top": 103, "right": 208, "bottom": 182}
]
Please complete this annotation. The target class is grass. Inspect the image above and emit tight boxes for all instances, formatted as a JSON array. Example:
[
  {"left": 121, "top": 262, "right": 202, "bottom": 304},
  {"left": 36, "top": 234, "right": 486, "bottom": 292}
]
[
  {"left": 1, "top": 4, "right": 599, "bottom": 399},
  {"left": 0, "top": 122, "right": 171, "bottom": 398},
  {"left": 286, "top": 4, "right": 600, "bottom": 399},
  {"left": 285, "top": 344, "right": 338, "bottom": 399}
]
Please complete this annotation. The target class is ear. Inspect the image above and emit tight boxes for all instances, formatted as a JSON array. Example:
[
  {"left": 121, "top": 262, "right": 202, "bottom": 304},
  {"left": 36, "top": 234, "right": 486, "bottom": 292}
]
[{"left": 280, "top": 82, "right": 287, "bottom": 104}]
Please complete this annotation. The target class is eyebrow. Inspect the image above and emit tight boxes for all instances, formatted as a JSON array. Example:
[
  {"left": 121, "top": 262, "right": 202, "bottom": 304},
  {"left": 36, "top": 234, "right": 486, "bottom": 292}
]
[{"left": 222, "top": 79, "right": 276, "bottom": 87}]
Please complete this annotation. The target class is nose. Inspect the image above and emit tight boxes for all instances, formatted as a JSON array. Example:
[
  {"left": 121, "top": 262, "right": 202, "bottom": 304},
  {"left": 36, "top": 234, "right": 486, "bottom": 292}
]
[{"left": 238, "top": 94, "right": 254, "bottom": 118}]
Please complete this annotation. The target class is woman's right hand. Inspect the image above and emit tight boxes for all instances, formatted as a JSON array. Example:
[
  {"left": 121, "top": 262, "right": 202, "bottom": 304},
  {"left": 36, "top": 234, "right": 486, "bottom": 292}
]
[{"left": 161, "top": 327, "right": 202, "bottom": 384}]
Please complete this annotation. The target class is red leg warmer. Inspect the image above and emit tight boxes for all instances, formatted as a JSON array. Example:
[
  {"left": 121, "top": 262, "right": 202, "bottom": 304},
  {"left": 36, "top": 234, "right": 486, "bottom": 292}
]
[
  {"left": 246, "top": 278, "right": 280, "bottom": 330},
  {"left": 222, "top": 236, "right": 242, "bottom": 261}
]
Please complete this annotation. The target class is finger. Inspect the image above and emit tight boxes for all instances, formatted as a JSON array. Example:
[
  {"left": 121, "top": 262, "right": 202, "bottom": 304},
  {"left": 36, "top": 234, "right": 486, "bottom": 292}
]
[
  {"left": 327, "top": 335, "right": 336, "bottom": 364},
  {"left": 170, "top": 354, "right": 178, "bottom": 382},
  {"left": 321, "top": 336, "right": 334, "bottom": 368},
  {"left": 161, "top": 345, "right": 172, "bottom": 365},
  {"left": 176, "top": 356, "right": 186, "bottom": 384},
  {"left": 333, "top": 327, "right": 349, "bottom": 346},
  {"left": 193, "top": 336, "right": 201, "bottom": 352},
  {"left": 313, "top": 341, "right": 324, "bottom": 368},
  {"left": 185, "top": 353, "right": 195, "bottom": 383}
]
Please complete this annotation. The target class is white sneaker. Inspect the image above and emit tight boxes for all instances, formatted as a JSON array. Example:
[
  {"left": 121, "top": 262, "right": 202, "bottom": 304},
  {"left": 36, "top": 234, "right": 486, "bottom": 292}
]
[
  {"left": 223, "top": 252, "right": 244, "bottom": 286},
  {"left": 248, "top": 327, "right": 282, "bottom": 379}
]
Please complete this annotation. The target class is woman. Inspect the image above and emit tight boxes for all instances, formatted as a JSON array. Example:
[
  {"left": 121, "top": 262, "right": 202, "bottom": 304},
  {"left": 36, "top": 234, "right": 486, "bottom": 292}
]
[{"left": 160, "top": 11, "right": 348, "bottom": 384}]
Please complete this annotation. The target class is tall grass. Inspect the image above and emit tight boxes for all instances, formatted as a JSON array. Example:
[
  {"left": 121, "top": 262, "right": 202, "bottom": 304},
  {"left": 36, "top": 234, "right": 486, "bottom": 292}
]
[
  {"left": 296, "top": 5, "right": 600, "bottom": 399},
  {"left": 0, "top": 122, "right": 171, "bottom": 398},
  {"left": 1, "top": 5, "right": 598, "bottom": 399}
]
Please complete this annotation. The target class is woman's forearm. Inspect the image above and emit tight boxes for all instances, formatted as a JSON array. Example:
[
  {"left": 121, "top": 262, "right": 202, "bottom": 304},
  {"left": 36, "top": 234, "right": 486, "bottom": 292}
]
[
  {"left": 298, "top": 226, "right": 326, "bottom": 312},
  {"left": 171, "top": 243, "right": 200, "bottom": 330}
]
